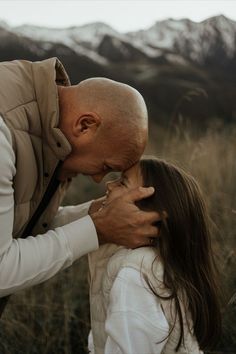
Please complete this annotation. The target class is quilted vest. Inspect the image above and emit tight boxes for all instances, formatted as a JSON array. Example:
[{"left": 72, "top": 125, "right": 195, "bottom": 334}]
[
  {"left": 88, "top": 245, "right": 203, "bottom": 354},
  {"left": 0, "top": 57, "right": 72, "bottom": 238}
]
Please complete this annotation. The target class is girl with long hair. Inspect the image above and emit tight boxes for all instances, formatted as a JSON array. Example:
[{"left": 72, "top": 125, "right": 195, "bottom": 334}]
[{"left": 88, "top": 158, "right": 221, "bottom": 354}]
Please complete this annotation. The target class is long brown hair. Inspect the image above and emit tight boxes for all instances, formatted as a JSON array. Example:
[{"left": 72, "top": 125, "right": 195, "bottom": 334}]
[{"left": 138, "top": 158, "right": 221, "bottom": 351}]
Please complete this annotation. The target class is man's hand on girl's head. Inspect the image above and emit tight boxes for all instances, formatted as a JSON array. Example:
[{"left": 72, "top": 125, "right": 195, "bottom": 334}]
[{"left": 90, "top": 187, "right": 160, "bottom": 249}]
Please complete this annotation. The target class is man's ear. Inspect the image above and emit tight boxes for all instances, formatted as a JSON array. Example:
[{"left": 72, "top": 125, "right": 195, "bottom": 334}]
[{"left": 73, "top": 112, "right": 101, "bottom": 137}]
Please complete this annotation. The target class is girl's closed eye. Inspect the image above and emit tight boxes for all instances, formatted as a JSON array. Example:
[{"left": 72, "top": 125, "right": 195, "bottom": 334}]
[{"left": 119, "top": 178, "right": 127, "bottom": 186}]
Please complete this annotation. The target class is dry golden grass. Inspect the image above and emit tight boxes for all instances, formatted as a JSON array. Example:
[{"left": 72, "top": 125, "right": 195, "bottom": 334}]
[{"left": 0, "top": 123, "right": 235, "bottom": 354}]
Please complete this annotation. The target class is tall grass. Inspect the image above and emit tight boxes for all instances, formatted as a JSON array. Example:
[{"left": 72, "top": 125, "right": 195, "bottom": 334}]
[{"left": 0, "top": 122, "right": 235, "bottom": 354}]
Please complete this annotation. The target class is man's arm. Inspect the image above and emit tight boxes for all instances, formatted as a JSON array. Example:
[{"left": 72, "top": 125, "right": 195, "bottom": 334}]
[
  {"left": 52, "top": 193, "right": 110, "bottom": 228},
  {"left": 0, "top": 120, "right": 98, "bottom": 297},
  {"left": 51, "top": 200, "right": 95, "bottom": 228},
  {"left": 54, "top": 190, "right": 160, "bottom": 250}
]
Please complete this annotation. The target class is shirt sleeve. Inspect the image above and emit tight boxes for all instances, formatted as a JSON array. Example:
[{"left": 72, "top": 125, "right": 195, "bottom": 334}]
[
  {"left": 50, "top": 200, "right": 94, "bottom": 228},
  {"left": 104, "top": 267, "right": 169, "bottom": 354},
  {"left": 0, "top": 118, "right": 98, "bottom": 297}
]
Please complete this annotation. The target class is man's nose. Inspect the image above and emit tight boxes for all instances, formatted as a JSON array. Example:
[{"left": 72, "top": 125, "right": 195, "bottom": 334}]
[{"left": 92, "top": 171, "right": 107, "bottom": 183}]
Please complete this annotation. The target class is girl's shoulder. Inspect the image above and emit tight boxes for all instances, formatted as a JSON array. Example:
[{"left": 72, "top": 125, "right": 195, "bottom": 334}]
[
  {"left": 110, "top": 245, "right": 159, "bottom": 264},
  {"left": 106, "top": 247, "right": 166, "bottom": 294},
  {"left": 107, "top": 246, "right": 161, "bottom": 270}
]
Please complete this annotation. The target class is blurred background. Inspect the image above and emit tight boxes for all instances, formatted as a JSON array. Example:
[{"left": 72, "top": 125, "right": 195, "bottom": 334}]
[{"left": 0, "top": 1, "right": 235, "bottom": 353}]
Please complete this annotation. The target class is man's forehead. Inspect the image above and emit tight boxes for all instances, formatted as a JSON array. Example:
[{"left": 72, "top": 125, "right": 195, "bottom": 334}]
[
  {"left": 107, "top": 148, "right": 140, "bottom": 170},
  {"left": 108, "top": 157, "right": 137, "bottom": 172}
]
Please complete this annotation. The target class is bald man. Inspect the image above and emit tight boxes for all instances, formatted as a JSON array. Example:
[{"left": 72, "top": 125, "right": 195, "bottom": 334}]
[{"left": 0, "top": 58, "right": 158, "bottom": 314}]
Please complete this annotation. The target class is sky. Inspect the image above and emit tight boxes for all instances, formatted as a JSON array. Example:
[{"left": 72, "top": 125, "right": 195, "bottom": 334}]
[{"left": 0, "top": 0, "right": 235, "bottom": 32}]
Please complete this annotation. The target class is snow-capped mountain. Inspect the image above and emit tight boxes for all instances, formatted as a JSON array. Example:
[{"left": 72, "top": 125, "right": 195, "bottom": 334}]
[
  {"left": 0, "top": 15, "right": 236, "bottom": 125},
  {"left": 174, "top": 15, "right": 236, "bottom": 62},
  {"left": 15, "top": 22, "right": 119, "bottom": 47},
  {"left": 128, "top": 15, "right": 236, "bottom": 63},
  {"left": 13, "top": 22, "right": 122, "bottom": 65},
  {"left": 5, "top": 15, "right": 235, "bottom": 66}
]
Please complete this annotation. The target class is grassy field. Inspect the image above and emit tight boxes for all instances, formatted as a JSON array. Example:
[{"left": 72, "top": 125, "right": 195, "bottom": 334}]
[{"left": 0, "top": 122, "right": 235, "bottom": 354}]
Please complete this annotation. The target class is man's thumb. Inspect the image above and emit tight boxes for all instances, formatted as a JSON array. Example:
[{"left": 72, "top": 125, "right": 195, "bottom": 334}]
[{"left": 126, "top": 186, "right": 155, "bottom": 202}]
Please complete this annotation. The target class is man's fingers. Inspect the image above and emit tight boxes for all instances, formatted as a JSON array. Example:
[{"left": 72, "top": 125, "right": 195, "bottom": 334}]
[
  {"left": 89, "top": 196, "right": 107, "bottom": 214},
  {"left": 128, "top": 224, "right": 160, "bottom": 249},
  {"left": 144, "top": 225, "right": 159, "bottom": 238},
  {"left": 124, "top": 186, "right": 155, "bottom": 203},
  {"left": 130, "top": 235, "right": 158, "bottom": 249},
  {"left": 137, "top": 210, "right": 161, "bottom": 224},
  {"left": 146, "top": 211, "right": 161, "bottom": 224},
  {"left": 144, "top": 237, "right": 158, "bottom": 247},
  {"left": 138, "top": 224, "right": 159, "bottom": 239}
]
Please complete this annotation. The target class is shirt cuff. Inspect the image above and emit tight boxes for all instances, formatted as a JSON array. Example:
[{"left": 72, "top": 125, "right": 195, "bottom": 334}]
[
  {"left": 51, "top": 200, "right": 94, "bottom": 228},
  {"left": 60, "top": 214, "right": 99, "bottom": 262}
]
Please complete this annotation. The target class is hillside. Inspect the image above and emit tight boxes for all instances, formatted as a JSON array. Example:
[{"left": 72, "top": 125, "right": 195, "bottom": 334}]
[{"left": 0, "top": 16, "right": 236, "bottom": 128}]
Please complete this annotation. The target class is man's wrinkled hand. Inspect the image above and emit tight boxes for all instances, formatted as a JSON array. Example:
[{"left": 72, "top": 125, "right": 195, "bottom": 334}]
[
  {"left": 90, "top": 187, "right": 160, "bottom": 249},
  {"left": 88, "top": 196, "right": 107, "bottom": 215}
]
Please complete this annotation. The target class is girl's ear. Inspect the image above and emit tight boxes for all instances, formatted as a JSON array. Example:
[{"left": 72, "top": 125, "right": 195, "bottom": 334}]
[{"left": 73, "top": 112, "right": 101, "bottom": 137}]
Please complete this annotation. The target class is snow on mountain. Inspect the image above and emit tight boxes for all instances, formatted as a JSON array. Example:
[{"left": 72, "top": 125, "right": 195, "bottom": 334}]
[
  {"left": 170, "top": 15, "right": 236, "bottom": 62},
  {"left": 202, "top": 15, "right": 236, "bottom": 57},
  {"left": 14, "top": 22, "right": 121, "bottom": 64},
  {"left": 127, "top": 18, "right": 191, "bottom": 51},
  {"left": 15, "top": 22, "right": 119, "bottom": 47},
  {"left": 129, "top": 15, "right": 236, "bottom": 63},
  {"left": 14, "top": 21, "right": 149, "bottom": 63},
  {"left": 1, "top": 15, "right": 235, "bottom": 65},
  {"left": 0, "top": 20, "right": 9, "bottom": 29}
]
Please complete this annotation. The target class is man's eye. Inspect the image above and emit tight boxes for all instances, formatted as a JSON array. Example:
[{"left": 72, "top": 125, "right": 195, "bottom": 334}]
[{"left": 103, "top": 165, "right": 111, "bottom": 172}]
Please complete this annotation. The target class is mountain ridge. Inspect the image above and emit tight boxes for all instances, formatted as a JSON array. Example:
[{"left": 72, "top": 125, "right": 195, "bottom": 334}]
[
  {"left": 1, "top": 14, "right": 234, "bottom": 66},
  {"left": 0, "top": 15, "right": 236, "bottom": 127}
]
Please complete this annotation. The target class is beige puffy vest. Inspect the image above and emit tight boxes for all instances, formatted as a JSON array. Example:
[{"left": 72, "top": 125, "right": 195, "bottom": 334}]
[
  {"left": 0, "top": 57, "right": 72, "bottom": 238},
  {"left": 88, "top": 245, "right": 203, "bottom": 354}
]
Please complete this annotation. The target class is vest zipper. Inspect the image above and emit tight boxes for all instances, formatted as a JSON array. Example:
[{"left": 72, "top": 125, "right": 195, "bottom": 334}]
[{"left": 21, "top": 161, "right": 62, "bottom": 238}]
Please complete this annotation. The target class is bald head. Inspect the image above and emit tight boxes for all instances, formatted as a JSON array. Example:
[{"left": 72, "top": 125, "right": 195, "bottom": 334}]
[
  {"left": 76, "top": 77, "right": 147, "bottom": 124},
  {"left": 76, "top": 77, "right": 148, "bottom": 150},
  {"left": 58, "top": 78, "right": 149, "bottom": 181}
]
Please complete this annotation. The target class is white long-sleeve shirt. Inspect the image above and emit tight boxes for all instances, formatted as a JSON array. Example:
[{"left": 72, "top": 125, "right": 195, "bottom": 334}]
[
  {"left": 0, "top": 116, "right": 99, "bottom": 297},
  {"left": 88, "top": 267, "right": 169, "bottom": 354}
]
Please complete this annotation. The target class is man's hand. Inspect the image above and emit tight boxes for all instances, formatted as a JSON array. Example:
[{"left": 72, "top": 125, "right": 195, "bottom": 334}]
[
  {"left": 88, "top": 196, "right": 107, "bottom": 214},
  {"left": 90, "top": 187, "right": 160, "bottom": 248}
]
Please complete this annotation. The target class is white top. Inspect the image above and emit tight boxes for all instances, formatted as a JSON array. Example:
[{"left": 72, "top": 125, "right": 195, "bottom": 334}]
[
  {"left": 88, "top": 267, "right": 169, "bottom": 354},
  {"left": 0, "top": 116, "right": 99, "bottom": 297}
]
